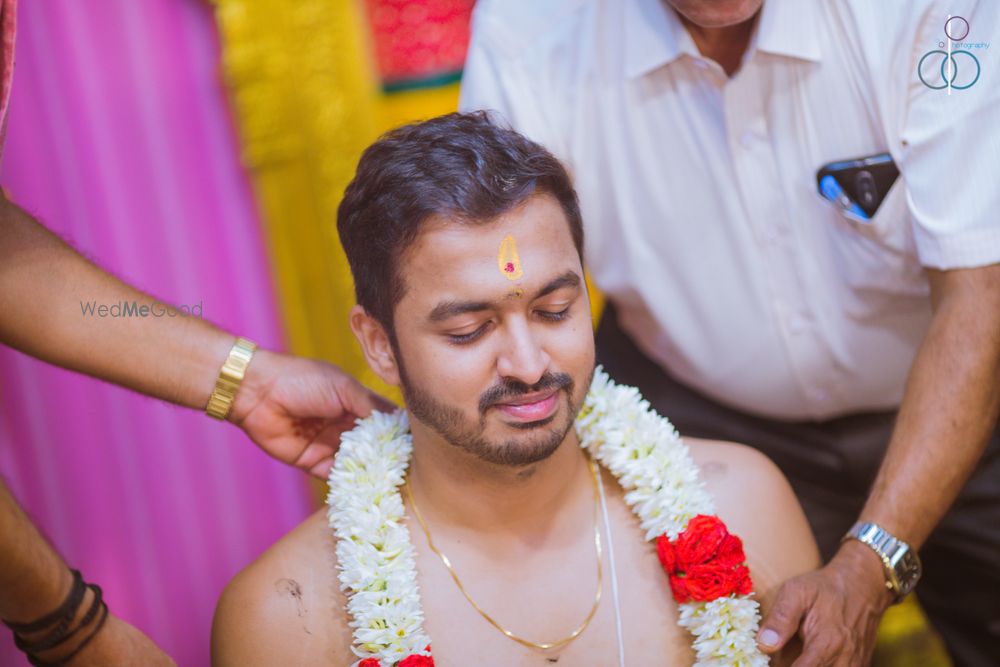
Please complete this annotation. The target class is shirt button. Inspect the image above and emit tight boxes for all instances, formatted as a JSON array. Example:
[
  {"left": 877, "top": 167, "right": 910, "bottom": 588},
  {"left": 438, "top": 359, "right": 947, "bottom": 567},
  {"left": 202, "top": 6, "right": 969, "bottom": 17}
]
[
  {"left": 811, "top": 389, "right": 829, "bottom": 402},
  {"left": 789, "top": 314, "right": 808, "bottom": 334},
  {"left": 740, "top": 130, "right": 755, "bottom": 148}
]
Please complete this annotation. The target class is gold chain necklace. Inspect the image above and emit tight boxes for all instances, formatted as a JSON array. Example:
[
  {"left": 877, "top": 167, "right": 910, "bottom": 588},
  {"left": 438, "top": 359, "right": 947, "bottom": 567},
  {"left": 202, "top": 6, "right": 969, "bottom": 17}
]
[{"left": 403, "top": 454, "right": 603, "bottom": 651}]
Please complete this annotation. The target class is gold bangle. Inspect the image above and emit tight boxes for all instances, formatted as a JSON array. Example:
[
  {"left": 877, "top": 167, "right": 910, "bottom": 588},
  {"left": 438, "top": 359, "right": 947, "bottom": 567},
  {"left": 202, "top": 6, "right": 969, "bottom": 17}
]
[{"left": 205, "top": 337, "right": 257, "bottom": 420}]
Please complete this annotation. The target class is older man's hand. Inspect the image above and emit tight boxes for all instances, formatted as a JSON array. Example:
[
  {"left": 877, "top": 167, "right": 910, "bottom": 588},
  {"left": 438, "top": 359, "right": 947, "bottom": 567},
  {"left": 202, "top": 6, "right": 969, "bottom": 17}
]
[{"left": 757, "top": 540, "right": 895, "bottom": 666}]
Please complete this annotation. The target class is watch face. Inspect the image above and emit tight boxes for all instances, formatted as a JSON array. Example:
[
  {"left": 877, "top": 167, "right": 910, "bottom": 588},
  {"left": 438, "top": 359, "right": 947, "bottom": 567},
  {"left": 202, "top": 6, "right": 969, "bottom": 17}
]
[{"left": 896, "top": 551, "right": 922, "bottom": 594}]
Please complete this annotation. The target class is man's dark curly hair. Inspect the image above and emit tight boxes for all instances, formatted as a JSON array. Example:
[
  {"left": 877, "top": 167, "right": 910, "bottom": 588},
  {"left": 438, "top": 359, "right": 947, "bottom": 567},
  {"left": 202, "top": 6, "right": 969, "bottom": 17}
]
[{"left": 337, "top": 111, "right": 583, "bottom": 338}]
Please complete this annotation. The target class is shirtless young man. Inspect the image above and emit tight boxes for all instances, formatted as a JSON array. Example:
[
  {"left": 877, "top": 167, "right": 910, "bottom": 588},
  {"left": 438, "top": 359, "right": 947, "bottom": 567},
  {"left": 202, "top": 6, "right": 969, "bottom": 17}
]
[{"left": 212, "top": 112, "right": 820, "bottom": 666}]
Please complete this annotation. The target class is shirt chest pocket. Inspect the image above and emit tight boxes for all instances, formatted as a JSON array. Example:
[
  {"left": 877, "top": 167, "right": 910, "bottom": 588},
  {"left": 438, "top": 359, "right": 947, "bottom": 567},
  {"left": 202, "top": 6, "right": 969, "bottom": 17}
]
[{"left": 817, "top": 178, "right": 930, "bottom": 312}]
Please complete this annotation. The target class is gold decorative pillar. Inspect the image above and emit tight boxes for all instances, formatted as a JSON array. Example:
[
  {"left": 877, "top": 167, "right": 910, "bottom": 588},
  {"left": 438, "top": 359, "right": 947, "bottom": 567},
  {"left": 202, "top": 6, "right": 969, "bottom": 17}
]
[{"left": 214, "top": 0, "right": 399, "bottom": 400}]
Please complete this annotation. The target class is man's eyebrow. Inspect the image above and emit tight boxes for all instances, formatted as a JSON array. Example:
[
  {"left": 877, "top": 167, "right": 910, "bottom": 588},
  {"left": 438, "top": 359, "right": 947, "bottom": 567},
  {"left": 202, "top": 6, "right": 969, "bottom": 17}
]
[
  {"left": 427, "top": 271, "right": 581, "bottom": 323},
  {"left": 427, "top": 299, "right": 494, "bottom": 322},
  {"left": 535, "top": 270, "right": 581, "bottom": 299}
]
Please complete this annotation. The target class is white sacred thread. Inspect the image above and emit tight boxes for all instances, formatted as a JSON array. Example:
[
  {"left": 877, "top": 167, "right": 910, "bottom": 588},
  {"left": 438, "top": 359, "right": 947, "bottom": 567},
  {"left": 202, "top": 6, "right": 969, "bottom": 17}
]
[{"left": 596, "top": 464, "right": 626, "bottom": 667}]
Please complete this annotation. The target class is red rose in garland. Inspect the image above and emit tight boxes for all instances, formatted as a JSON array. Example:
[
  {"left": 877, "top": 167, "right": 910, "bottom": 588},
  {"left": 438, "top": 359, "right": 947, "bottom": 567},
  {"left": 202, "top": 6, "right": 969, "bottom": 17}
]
[
  {"left": 655, "top": 514, "right": 754, "bottom": 603},
  {"left": 674, "top": 514, "right": 728, "bottom": 568},
  {"left": 668, "top": 568, "right": 691, "bottom": 602},
  {"left": 656, "top": 531, "right": 677, "bottom": 571},
  {"left": 684, "top": 562, "right": 753, "bottom": 600},
  {"left": 715, "top": 533, "right": 746, "bottom": 568},
  {"left": 358, "top": 654, "right": 435, "bottom": 667}
]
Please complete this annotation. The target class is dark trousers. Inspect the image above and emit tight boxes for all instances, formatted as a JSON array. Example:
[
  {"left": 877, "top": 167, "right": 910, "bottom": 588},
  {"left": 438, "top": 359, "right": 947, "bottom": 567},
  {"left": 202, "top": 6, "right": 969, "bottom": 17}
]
[{"left": 595, "top": 305, "right": 1000, "bottom": 667}]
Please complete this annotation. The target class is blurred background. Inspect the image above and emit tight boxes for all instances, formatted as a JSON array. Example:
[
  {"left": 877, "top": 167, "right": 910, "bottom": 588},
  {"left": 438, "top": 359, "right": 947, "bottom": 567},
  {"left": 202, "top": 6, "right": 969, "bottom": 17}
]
[{"left": 0, "top": 1, "right": 950, "bottom": 665}]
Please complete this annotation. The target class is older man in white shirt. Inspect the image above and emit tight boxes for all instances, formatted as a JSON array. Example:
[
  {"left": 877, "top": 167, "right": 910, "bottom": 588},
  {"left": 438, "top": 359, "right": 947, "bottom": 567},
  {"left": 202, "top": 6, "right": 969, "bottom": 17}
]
[{"left": 460, "top": 0, "right": 1000, "bottom": 665}]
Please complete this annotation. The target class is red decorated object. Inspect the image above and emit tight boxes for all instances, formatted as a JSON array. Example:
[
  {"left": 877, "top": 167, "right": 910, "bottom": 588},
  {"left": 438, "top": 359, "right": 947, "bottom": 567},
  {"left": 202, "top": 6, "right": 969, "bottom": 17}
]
[
  {"left": 358, "top": 647, "right": 434, "bottom": 667},
  {"left": 656, "top": 514, "right": 754, "bottom": 603},
  {"left": 0, "top": 0, "right": 17, "bottom": 147},
  {"left": 364, "top": 0, "right": 474, "bottom": 90},
  {"left": 399, "top": 655, "right": 435, "bottom": 666}
]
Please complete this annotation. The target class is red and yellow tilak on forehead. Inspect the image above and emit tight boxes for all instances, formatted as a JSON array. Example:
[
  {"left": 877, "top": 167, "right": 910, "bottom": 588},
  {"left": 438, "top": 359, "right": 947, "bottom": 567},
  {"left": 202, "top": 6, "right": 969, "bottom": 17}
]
[{"left": 497, "top": 234, "right": 524, "bottom": 281}]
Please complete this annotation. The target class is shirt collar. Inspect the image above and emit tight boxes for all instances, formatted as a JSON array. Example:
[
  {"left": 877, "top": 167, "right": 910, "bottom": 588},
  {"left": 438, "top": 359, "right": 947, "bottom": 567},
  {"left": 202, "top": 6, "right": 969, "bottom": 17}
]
[
  {"left": 623, "top": 0, "right": 822, "bottom": 80},
  {"left": 623, "top": 0, "right": 696, "bottom": 79},
  {"left": 754, "top": 0, "right": 822, "bottom": 63}
]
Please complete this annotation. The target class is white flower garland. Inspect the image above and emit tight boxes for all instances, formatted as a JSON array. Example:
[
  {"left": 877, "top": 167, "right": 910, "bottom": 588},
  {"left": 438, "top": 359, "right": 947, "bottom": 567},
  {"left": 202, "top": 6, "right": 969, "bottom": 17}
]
[
  {"left": 577, "top": 370, "right": 766, "bottom": 666},
  {"left": 327, "top": 367, "right": 768, "bottom": 666}
]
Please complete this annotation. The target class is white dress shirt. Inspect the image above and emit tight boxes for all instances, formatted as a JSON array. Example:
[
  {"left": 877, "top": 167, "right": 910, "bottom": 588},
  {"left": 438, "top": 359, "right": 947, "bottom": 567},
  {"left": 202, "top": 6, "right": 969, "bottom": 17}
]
[{"left": 459, "top": 0, "right": 1000, "bottom": 420}]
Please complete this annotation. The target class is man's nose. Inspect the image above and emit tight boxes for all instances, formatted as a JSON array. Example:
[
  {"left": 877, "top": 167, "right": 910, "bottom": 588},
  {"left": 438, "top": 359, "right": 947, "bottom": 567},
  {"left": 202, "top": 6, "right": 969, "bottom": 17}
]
[{"left": 495, "top": 319, "right": 551, "bottom": 386}]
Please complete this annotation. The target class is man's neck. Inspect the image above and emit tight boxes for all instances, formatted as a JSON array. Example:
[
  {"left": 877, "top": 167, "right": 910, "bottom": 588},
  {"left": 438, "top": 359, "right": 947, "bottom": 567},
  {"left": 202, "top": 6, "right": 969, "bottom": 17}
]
[
  {"left": 675, "top": 10, "right": 759, "bottom": 77},
  {"left": 405, "top": 426, "right": 593, "bottom": 538}
]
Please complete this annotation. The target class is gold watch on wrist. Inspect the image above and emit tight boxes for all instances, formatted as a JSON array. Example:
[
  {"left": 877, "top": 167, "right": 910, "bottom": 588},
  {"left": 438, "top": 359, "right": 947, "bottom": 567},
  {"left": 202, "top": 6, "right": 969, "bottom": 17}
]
[
  {"left": 843, "top": 521, "right": 922, "bottom": 603},
  {"left": 205, "top": 337, "right": 257, "bottom": 420}
]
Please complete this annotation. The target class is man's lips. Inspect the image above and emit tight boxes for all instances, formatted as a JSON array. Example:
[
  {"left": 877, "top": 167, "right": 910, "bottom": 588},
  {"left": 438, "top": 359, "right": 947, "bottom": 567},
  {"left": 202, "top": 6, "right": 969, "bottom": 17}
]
[{"left": 494, "top": 391, "right": 559, "bottom": 422}]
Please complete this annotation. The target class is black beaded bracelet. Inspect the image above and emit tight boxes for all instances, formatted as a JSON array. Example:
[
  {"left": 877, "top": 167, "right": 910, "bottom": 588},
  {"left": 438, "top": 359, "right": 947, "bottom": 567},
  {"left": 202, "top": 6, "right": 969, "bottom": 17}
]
[
  {"left": 2, "top": 569, "right": 85, "bottom": 636},
  {"left": 26, "top": 595, "right": 108, "bottom": 667},
  {"left": 14, "top": 583, "right": 103, "bottom": 654},
  {"left": 2, "top": 571, "right": 111, "bottom": 666}
]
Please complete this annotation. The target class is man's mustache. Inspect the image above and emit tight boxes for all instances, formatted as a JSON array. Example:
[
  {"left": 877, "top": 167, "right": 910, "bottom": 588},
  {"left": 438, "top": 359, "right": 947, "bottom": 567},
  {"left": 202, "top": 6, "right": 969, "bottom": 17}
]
[{"left": 478, "top": 372, "right": 574, "bottom": 413}]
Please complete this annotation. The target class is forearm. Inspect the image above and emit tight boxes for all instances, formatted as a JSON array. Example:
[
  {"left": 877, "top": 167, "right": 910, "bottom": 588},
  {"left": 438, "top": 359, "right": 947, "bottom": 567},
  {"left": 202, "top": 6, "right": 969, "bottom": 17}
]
[
  {"left": 0, "top": 198, "right": 234, "bottom": 410},
  {"left": 0, "top": 481, "right": 72, "bottom": 622},
  {"left": 858, "top": 267, "right": 1000, "bottom": 549}
]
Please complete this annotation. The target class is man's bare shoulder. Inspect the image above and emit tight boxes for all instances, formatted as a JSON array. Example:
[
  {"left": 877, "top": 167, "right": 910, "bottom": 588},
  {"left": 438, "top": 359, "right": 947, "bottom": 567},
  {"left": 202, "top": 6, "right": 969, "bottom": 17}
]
[
  {"left": 211, "top": 509, "right": 354, "bottom": 667},
  {"left": 684, "top": 438, "right": 821, "bottom": 598}
]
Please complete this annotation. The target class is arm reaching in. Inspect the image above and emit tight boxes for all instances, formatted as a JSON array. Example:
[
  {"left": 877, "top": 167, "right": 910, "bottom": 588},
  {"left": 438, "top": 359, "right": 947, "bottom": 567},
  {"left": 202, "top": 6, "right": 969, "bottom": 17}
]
[
  {"left": 756, "top": 264, "right": 1000, "bottom": 666},
  {"left": 0, "top": 196, "right": 393, "bottom": 477},
  {"left": 0, "top": 481, "right": 175, "bottom": 666}
]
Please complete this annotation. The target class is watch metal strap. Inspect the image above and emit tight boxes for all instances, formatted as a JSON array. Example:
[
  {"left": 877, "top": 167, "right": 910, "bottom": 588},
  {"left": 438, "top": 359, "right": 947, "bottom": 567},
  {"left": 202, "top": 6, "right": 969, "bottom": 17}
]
[
  {"left": 205, "top": 337, "right": 257, "bottom": 420},
  {"left": 844, "top": 521, "right": 919, "bottom": 602}
]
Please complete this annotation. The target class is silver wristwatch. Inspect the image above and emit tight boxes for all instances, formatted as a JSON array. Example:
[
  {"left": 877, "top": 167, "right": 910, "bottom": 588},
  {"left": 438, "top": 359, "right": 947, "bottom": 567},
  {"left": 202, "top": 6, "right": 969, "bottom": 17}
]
[{"left": 843, "top": 521, "right": 922, "bottom": 603}]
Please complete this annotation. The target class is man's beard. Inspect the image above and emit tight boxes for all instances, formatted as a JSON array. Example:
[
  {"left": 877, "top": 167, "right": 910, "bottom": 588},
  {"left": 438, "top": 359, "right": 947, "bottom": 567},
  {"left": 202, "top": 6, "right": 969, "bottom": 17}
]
[{"left": 398, "top": 359, "right": 594, "bottom": 467}]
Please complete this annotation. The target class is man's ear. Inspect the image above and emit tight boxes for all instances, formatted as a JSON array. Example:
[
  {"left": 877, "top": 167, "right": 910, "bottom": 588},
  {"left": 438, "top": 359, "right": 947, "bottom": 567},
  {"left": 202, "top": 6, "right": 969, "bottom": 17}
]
[{"left": 349, "top": 305, "right": 401, "bottom": 386}]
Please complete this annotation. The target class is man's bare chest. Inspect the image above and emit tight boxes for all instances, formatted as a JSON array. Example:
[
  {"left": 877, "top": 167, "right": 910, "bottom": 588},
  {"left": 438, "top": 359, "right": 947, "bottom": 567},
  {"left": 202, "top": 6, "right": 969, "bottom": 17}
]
[{"left": 410, "top": 492, "right": 696, "bottom": 666}]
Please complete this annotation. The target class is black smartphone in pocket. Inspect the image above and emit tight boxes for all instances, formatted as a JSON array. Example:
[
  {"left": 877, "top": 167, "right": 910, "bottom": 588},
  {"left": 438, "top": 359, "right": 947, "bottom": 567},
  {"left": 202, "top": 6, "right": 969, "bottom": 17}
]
[{"left": 816, "top": 153, "right": 899, "bottom": 221}]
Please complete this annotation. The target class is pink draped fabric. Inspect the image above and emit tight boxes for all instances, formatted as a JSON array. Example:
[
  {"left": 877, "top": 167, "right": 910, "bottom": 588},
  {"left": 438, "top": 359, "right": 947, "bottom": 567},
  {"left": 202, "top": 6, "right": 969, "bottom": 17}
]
[{"left": 0, "top": 1, "right": 312, "bottom": 665}]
